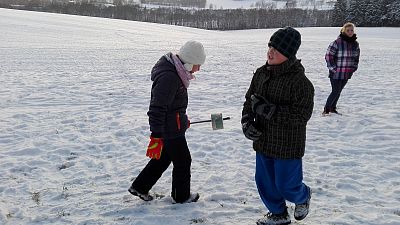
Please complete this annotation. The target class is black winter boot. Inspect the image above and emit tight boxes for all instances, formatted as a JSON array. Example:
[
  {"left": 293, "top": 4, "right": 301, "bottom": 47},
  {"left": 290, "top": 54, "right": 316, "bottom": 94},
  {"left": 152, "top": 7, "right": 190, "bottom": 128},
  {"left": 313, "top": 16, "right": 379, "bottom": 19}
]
[
  {"left": 256, "top": 208, "right": 291, "bottom": 225},
  {"left": 322, "top": 108, "right": 330, "bottom": 116},
  {"left": 294, "top": 186, "right": 312, "bottom": 220},
  {"left": 172, "top": 193, "right": 199, "bottom": 204},
  {"left": 128, "top": 186, "right": 154, "bottom": 201}
]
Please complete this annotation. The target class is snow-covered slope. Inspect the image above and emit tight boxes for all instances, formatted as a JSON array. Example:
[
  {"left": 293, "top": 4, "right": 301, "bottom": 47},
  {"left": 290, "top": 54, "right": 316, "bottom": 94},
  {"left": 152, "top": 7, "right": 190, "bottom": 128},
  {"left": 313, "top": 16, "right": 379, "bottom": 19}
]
[{"left": 1, "top": 8, "right": 400, "bottom": 225}]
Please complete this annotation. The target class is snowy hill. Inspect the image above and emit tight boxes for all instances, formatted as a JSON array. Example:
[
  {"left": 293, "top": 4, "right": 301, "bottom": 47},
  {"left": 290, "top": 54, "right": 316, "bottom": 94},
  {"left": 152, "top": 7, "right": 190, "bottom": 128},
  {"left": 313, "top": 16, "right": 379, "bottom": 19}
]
[{"left": 1, "top": 8, "right": 400, "bottom": 225}]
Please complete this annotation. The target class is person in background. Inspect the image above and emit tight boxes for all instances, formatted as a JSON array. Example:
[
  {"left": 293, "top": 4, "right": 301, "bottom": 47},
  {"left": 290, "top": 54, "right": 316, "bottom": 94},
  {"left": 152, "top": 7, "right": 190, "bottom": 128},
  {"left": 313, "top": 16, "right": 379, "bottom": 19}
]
[
  {"left": 128, "top": 41, "right": 206, "bottom": 204},
  {"left": 323, "top": 22, "right": 360, "bottom": 116},
  {"left": 241, "top": 27, "right": 314, "bottom": 225}
]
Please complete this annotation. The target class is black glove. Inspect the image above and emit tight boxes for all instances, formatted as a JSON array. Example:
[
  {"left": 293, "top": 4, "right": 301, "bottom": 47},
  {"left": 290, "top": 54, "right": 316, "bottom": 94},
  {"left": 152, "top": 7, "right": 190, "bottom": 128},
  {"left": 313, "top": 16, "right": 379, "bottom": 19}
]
[
  {"left": 251, "top": 94, "right": 276, "bottom": 120},
  {"left": 241, "top": 114, "right": 262, "bottom": 141}
]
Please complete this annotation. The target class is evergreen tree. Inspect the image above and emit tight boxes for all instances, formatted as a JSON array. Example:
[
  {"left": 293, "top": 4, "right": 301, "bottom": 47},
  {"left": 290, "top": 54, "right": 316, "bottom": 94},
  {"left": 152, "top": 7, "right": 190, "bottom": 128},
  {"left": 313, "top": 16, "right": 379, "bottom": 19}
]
[
  {"left": 364, "top": 0, "right": 384, "bottom": 26},
  {"left": 332, "top": 0, "right": 347, "bottom": 26},
  {"left": 386, "top": 0, "right": 400, "bottom": 26},
  {"left": 348, "top": 0, "right": 367, "bottom": 25}
]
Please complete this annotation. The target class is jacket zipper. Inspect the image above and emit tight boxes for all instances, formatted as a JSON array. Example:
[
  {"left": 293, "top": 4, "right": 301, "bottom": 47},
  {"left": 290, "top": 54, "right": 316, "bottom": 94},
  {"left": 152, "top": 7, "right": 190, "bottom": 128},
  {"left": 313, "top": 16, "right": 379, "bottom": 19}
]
[{"left": 176, "top": 112, "right": 181, "bottom": 130}]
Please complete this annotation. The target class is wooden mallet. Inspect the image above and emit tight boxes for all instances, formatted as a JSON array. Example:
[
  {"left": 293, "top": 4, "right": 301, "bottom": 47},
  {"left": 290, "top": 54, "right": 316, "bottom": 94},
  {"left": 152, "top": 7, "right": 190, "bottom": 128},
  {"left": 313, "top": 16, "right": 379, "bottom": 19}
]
[{"left": 190, "top": 113, "right": 230, "bottom": 130}]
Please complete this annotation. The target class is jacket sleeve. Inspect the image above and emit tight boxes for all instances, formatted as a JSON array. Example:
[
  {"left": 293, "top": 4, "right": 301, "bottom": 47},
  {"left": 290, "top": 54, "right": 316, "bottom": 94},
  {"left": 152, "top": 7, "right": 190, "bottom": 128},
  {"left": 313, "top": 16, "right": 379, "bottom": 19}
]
[
  {"left": 353, "top": 42, "right": 360, "bottom": 72},
  {"left": 273, "top": 77, "right": 314, "bottom": 126},
  {"left": 325, "top": 40, "right": 338, "bottom": 73},
  {"left": 242, "top": 71, "right": 258, "bottom": 119},
  {"left": 147, "top": 72, "right": 179, "bottom": 137}
]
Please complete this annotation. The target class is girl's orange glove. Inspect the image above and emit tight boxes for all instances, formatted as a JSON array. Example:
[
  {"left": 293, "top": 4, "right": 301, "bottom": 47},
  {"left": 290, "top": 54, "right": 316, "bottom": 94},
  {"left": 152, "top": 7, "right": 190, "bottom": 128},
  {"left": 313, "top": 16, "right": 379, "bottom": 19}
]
[{"left": 146, "top": 137, "right": 163, "bottom": 160}]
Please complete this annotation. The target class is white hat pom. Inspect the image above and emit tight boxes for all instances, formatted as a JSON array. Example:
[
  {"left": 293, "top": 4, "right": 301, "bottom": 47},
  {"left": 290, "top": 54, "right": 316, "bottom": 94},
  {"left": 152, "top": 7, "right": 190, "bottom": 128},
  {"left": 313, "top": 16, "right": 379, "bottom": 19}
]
[{"left": 178, "top": 41, "right": 206, "bottom": 66}]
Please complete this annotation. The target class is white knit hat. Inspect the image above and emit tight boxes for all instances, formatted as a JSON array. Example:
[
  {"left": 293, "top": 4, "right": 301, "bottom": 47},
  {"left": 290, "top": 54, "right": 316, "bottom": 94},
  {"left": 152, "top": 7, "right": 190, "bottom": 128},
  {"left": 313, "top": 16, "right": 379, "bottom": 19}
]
[{"left": 178, "top": 41, "right": 206, "bottom": 71}]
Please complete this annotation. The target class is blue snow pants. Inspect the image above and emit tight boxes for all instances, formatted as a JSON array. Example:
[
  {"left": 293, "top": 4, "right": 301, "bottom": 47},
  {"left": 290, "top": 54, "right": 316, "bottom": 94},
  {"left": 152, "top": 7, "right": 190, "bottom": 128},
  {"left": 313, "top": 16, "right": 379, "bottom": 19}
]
[{"left": 255, "top": 152, "right": 310, "bottom": 214}]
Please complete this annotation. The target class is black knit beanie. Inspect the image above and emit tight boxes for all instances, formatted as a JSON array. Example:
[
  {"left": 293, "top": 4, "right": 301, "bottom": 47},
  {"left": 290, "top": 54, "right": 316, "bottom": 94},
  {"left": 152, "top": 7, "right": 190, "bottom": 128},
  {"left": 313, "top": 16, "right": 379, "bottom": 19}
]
[{"left": 268, "top": 26, "right": 301, "bottom": 59}]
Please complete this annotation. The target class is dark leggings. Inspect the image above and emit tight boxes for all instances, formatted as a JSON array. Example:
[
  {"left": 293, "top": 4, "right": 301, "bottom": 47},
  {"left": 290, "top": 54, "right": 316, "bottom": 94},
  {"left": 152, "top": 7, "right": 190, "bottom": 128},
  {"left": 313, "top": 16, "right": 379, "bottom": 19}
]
[
  {"left": 325, "top": 78, "right": 348, "bottom": 111},
  {"left": 131, "top": 136, "right": 192, "bottom": 203}
]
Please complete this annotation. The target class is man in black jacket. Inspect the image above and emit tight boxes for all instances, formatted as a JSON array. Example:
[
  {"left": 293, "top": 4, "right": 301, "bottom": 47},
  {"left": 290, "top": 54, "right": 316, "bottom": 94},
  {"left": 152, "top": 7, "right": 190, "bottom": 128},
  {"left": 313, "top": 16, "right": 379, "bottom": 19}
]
[
  {"left": 129, "top": 41, "right": 206, "bottom": 204},
  {"left": 241, "top": 27, "right": 314, "bottom": 225}
]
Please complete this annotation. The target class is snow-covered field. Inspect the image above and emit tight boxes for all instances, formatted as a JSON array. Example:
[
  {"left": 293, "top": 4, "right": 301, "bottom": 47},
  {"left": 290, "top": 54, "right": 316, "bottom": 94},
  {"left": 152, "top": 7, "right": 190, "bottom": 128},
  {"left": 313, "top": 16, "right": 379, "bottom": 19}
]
[{"left": 1, "top": 8, "right": 400, "bottom": 225}]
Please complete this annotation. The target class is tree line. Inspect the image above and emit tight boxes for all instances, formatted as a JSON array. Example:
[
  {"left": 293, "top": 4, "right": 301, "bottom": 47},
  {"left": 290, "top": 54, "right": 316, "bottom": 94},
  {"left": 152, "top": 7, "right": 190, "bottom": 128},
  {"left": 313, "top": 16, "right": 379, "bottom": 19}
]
[
  {"left": 0, "top": 1, "right": 332, "bottom": 30},
  {"left": 1, "top": 1, "right": 399, "bottom": 29},
  {"left": 139, "top": 0, "right": 207, "bottom": 8}
]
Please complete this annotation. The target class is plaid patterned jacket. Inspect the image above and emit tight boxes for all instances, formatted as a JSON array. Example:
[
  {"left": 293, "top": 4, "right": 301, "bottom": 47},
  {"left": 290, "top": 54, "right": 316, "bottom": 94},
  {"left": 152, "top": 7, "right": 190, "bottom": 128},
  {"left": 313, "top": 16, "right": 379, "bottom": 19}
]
[
  {"left": 242, "top": 59, "right": 314, "bottom": 159},
  {"left": 325, "top": 35, "right": 360, "bottom": 80}
]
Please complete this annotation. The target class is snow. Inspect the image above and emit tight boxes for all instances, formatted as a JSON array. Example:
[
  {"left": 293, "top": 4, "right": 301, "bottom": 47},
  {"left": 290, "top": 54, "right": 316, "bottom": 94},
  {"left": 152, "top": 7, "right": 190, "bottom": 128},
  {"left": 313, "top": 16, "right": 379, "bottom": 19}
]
[{"left": 1, "top": 8, "right": 400, "bottom": 225}]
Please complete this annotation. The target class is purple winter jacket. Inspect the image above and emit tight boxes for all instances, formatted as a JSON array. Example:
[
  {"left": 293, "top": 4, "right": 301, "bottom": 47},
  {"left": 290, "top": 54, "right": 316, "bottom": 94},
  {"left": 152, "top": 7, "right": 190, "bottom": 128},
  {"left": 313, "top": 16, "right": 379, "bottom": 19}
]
[{"left": 325, "top": 34, "right": 360, "bottom": 80}]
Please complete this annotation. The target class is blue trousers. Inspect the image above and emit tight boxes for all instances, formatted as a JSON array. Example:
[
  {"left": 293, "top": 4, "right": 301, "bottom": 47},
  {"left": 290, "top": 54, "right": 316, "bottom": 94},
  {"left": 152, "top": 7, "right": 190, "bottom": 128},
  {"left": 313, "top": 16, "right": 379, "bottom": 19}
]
[
  {"left": 324, "top": 78, "right": 348, "bottom": 111},
  {"left": 255, "top": 152, "right": 310, "bottom": 214}
]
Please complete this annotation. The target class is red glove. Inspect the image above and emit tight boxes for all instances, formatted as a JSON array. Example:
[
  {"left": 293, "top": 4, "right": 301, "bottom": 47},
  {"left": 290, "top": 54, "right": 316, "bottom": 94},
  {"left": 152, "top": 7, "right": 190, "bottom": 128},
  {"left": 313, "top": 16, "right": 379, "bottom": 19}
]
[
  {"left": 188, "top": 119, "right": 190, "bottom": 128},
  {"left": 146, "top": 136, "right": 163, "bottom": 160}
]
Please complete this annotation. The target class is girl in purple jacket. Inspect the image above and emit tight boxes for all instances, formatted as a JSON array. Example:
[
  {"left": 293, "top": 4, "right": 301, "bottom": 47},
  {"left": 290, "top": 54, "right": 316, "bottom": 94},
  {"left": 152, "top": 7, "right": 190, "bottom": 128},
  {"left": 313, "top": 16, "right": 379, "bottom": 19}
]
[{"left": 323, "top": 22, "right": 360, "bottom": 116}]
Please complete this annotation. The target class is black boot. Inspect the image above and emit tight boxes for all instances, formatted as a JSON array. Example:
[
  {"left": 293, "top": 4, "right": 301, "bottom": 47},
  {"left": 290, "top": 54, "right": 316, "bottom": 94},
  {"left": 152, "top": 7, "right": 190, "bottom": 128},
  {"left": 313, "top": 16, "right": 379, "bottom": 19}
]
[
  {"left": 322, "top": 108, "right": 330, "bottom": 116},
  {"left": 294, "top": 186, "right": 312, "bottom": 220},
  {"left": 128, "top": 186, "right": 154, "bottom": 201},
  {"left": 331, "top": 108, "right": 342, "bottom": 115},
  {"left": 256, "top": 208, "right": 291, "bottom": 225}
]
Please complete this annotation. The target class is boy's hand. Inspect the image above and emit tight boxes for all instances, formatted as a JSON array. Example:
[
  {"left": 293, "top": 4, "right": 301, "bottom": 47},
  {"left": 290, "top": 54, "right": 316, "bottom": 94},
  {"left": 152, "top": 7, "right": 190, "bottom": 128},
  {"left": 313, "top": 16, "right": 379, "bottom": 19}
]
[
  {"left": 251, "top": 94, "right": 276, "bottom": 120},
  {"left": 241, "top": 114, "right": 262, "bottom": 141}
]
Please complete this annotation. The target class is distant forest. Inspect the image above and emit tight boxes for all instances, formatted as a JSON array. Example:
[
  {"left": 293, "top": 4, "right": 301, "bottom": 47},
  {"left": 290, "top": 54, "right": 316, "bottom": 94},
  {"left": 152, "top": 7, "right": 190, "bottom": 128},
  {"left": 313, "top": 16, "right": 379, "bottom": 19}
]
[
  {"left": 0, "top": 0, "right": 399, "bottom": 29},
  {"left": 0, "top": 1, "right": 332, "bottom": 30},
  {"left": 140, "top": 0, "right": 207, "bottom": 8}
]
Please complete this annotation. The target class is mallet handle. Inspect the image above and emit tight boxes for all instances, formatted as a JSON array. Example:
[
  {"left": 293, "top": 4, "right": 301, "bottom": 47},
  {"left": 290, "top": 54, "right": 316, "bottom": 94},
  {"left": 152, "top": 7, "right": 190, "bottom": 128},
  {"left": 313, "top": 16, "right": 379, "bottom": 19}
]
[{"left": 190, "top": 117, "right": 231, "bottom": 124}]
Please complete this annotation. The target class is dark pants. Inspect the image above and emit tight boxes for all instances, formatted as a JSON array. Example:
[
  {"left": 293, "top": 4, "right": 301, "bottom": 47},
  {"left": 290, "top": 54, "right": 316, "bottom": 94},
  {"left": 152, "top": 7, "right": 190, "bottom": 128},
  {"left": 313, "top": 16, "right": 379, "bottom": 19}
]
[
  {"left": 325, "top": 78, "right": 348, "bottom": 111},
  {"left": 131, "top": 136, "right": 192, "bottom": 203}
]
